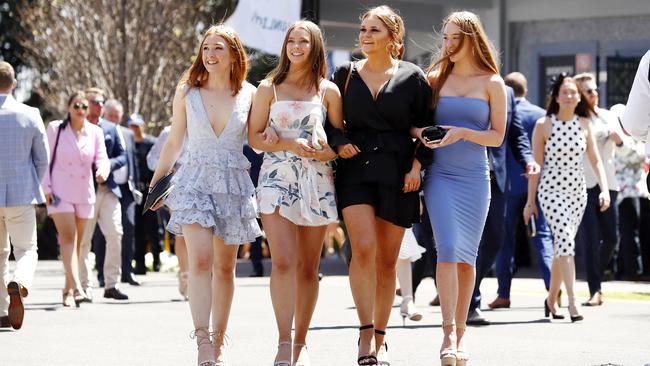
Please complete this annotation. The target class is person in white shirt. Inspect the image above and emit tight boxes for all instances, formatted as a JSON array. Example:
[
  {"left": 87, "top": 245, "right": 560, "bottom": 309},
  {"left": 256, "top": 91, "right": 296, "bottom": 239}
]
[
  {"left": 574, "top": 73, "right": 624, "bottom": 307},
  {"left": 621, "top": 49, "right": 650, "bottom": 193}
]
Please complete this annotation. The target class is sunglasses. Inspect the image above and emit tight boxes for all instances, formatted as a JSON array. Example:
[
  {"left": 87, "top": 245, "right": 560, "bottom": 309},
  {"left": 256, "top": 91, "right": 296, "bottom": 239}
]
[
  {"left": 585, "top": 88, "right": 598, "bottom": 95},
  {"left": 90, "top": 99, "right": 105, "bottom": 106},
  {"left": 72, "top": 102, "right": 89, "bottom": 110}
]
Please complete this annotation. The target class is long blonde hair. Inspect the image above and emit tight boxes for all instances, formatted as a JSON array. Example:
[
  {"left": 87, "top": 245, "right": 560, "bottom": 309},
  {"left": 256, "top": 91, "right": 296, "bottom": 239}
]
[
  {"left": 427, "top": 11, "right": 500, "bottom": 106},
  {"left": 360, "top": 6, "right": 406, "bottom": 60},
  {"left": 266, "top": 20, "right": 326, "bottom": 91},
  {"left": 178, "top": 24, "right": 248, "bottom": 96}
]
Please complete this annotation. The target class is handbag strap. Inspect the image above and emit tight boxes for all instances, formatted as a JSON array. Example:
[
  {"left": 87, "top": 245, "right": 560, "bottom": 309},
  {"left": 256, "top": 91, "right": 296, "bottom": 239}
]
[
  {"left": 343, "top": 61, "right": 355, "bottom": 96},
  {"left": 49, "top": 119, "right": 67, "bottom": 177}
]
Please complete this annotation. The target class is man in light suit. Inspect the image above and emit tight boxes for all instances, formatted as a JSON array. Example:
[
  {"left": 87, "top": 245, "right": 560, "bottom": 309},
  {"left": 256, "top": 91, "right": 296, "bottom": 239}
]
[
  {"left": 79, "top": 87, "right": 129, "bottom": 300},
  {"left": 0, "top": 62, "right": 49, "bottom": 329},
  {"left": 491, "top": 72, "right": 554, "bottom": 309},
  {"left": 97, "top": 99, "right": 141, "bottom": 286},
  {"left": 467, "top": 86, "right": 540, "bottom": 325}
]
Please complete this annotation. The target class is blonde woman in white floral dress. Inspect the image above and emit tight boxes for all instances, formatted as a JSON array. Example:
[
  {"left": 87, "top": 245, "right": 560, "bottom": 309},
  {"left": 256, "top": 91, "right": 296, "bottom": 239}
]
[{"left": 248, "top": 21, "right": 343, "bottom": 366}]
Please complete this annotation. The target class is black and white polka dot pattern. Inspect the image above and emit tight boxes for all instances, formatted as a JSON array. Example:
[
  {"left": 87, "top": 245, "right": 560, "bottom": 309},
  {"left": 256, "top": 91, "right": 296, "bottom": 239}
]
[{"left": 537, "top": 115, "right": 588, "bottom": 257}]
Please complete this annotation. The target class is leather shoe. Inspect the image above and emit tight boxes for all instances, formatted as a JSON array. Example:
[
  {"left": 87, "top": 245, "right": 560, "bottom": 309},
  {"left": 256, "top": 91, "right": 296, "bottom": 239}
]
[
  {"left": 7, "top": 281, "right": 26, "bottom": 330},
  {"left": 488, "top": 297, "right": 511, "bottom": 309},
  {"left": 121, "top": 274, "right": 141, "bottom": 286},
  {"left": 104, "top": 287, "right": 129, "bottom": 300},
  {"left": 467, "top": 308, "right": 490, "bottom": 326},
  {"left": 582, "top": 291, "right": 603, "bottom": 306},
  {"left": 430, "top": 295, "right": 440, "bottom": 306},
  {"left": 1, "top": 316, "right": 11, "bottom": 328}
]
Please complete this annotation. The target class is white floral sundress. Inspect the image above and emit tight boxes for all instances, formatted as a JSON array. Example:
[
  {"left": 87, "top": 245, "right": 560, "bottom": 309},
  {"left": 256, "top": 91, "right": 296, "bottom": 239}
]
[{"left": 256, "top": 85, "right": 337, "bottom": 226}]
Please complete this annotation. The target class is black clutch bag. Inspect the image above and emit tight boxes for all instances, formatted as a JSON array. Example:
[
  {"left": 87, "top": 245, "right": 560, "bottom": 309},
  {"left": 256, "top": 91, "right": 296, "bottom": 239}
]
[
  {"left": 141, "top": 172, "right": 175, "bottom": 215},
  {"left": 421, "top": 126, "right": 448, "bottom": 143}
]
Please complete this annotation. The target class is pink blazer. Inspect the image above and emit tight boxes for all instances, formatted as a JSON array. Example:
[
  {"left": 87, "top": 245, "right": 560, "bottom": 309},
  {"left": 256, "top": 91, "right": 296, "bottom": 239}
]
[{"left": 42, "top": 120, "right": 110, "bottom": 204}]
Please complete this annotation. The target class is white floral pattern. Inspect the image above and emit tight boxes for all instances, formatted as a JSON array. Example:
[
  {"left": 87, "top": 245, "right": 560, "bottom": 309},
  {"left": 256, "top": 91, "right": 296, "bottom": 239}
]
[
  {"left": 165, "top": 84, "right": 262, "bottom": 243},
  {"left": 256, "top": 100, "right": 337, "bottom": 226},
  {"left": 614, "top": 141, "right": 650, "bottom": 202}
]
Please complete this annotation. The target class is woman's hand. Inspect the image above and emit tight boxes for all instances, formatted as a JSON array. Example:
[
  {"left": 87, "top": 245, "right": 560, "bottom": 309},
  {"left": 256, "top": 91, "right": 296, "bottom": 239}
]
[
  {"left": 523, "top": 202, "right": 538, "bottom": 225},
  {"left": 263, "top": 126, "right": 279, "bottom": 145},
  {"left": 429, "top": 126, "right": 467, "bottom": 148},
  {"left": 95, "top": 169, "right": 108, "bottom": 184},
  {"left": 336, "top": 143, "right": 361, "bottom": 159},
  {"left": 403, "top": 160, "right": 421, "bottom": 192},
  {"left": 312, "top": 140, "right": 337, "bottom": 162},
  {"left": 290, "top": 138, "right": 316, "bottom": 158},
  {"left": 45, "top": 193, "right": 53, "bottom": 205},
  {"left": 412, "top": 127, "right": 432, "bottom": 148},
  {"left": 599, "top": 191, "right": 611, "bottom": 212}
]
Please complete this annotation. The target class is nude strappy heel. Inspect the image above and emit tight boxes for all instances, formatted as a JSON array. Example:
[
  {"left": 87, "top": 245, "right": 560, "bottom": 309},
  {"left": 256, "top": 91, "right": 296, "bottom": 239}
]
[
  {"left": 440, "top": 320, "right": 456, "bottom": 366},
  {"left": 455, "top": 322, "right": 469, "bottom": 366},
  {"left": 274, "top": 341, "right": 292, "bottom": 366},
  {"left": 292, "top": 343, "right": 309, "bottom": 366},
  {"left": 190, "top": 327, "right": 217, "bottom": 366}
]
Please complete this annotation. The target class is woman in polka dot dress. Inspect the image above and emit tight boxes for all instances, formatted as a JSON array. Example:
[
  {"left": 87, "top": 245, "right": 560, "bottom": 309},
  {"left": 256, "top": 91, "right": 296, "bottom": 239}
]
[{"left": 523, "top": 74, "right": 610, "bottom": 322}]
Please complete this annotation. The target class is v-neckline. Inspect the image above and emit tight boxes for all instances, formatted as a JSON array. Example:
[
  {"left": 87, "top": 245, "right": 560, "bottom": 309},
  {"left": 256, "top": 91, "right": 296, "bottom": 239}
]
[
  {"left": 356, "top": 60, "right": 400, "bottom": 101},
  {"left": 196, "top": 88, "right": 238, "bottom": 139}
]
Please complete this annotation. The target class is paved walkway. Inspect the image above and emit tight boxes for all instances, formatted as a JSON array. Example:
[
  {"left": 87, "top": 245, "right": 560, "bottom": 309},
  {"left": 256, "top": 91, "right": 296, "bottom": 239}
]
[{"left": 1, "top": 258, "right": 649, "bottom": 365}]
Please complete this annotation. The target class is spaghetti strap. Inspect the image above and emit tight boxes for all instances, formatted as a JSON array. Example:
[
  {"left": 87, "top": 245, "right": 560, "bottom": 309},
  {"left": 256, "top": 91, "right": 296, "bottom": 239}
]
[{"left": 272, "top": 84, "right": 278, "bottom": 102}]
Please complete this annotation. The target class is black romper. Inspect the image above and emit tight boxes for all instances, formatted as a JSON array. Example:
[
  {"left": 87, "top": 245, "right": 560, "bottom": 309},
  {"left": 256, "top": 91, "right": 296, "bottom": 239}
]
[{"left": 328, "top": 61, "right": 432, "bottom": 228}]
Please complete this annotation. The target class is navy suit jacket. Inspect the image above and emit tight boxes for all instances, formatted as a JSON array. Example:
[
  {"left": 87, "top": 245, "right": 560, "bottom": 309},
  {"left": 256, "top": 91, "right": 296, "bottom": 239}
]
[
  {"left": 487, "top": 87, "right": 533, "bottom": 193},
  {"left": 97, "top": 119, "right": 127, "bottom": 198},
  {"left": 507, "top": 98, "right": 546, "bottom": 196}
]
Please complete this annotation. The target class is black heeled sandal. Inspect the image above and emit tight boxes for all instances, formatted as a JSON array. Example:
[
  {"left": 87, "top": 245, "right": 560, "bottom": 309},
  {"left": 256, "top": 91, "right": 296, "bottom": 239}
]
[
  {"left": 357, "top": 324, "right": 377, "bottom": 365},
  {"left": 375, "top": 329, "right": 389, "bottom": 366},
  {"left": 544, "top": 299, "right": 565, "bottom": 320}
]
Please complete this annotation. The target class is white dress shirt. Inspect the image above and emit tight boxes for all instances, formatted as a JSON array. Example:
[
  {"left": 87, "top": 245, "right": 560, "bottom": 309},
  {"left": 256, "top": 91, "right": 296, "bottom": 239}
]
[
  {"left": 622, "top": 49, "right": 650, "bottom": 157},
  {"left": 583, "top": 107, "right": 620, "bottom": 190}
]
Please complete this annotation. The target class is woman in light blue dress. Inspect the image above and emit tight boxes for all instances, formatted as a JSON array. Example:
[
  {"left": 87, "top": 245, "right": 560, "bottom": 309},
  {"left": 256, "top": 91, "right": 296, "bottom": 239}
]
[
  {"left": 416, "top": 11, "right": 507, "bottom": 366},
  {"left": 149, "top": 25, "right": 260, "bottom": 366}
]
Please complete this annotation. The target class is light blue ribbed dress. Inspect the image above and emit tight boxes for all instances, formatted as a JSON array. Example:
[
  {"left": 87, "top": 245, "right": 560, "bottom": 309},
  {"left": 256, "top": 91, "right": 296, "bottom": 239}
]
[{"left": 423, "top": 97, "right": 491, "bottom": 266}]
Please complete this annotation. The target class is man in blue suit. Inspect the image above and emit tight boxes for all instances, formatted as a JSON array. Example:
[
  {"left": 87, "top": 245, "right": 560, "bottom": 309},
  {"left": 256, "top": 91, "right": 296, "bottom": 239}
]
[
  {"left": 489, "top": 72, "right": 554, "bottom": 309},
  {"left": 467, "top": 86, "right": 539, "bottom": 325},
  {"left": 95, "top": 99, "right": 142, "bottom": 287},
  {"left": 79, "top": 87, "right": 129, "bottom": 301},
  {"left": 0, "top": 62, "right": 49, "bottom": 329}
]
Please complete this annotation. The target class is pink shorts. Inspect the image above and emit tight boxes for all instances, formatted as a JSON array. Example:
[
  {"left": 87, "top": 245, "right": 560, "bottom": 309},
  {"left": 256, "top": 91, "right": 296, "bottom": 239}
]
[{"left": 47, "top": 200, "right": 94, "bottom": 219}]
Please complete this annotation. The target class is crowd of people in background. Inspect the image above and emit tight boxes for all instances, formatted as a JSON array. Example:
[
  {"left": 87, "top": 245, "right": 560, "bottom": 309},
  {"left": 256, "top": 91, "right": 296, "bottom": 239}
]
[{"left": 1, "top": 4, "right": 649, "bottom": 366}]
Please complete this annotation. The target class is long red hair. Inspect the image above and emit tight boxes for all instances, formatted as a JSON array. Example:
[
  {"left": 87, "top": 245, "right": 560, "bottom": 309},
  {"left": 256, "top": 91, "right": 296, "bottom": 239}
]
[{"left": 178, "top": 24, "right": 248, "bottom": 96}]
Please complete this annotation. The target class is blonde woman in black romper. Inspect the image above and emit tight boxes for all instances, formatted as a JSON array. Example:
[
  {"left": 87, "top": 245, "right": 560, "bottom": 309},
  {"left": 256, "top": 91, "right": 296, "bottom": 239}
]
[{"left": 328, "top": 6, "right": 431, "bottom": 366}]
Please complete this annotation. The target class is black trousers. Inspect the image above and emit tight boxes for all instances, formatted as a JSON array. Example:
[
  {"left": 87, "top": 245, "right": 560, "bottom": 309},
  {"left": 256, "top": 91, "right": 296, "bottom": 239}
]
[
  {"left": 411, "top": 200, "right": 437, "bottom": 294},
  {"left": 576, "top": 188, "right": 619, "bottom": 296},
  {"left": 617, "top": 197, "right": 642, "bottom": 277},
  {"left": 470, "top": 179, "right": 507, "bottom": 312},
  {"left": 134, "top": 192, "right": 161, "bottom": 272}
]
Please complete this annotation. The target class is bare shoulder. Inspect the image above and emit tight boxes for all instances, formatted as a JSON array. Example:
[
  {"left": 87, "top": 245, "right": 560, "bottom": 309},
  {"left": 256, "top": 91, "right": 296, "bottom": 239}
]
[
  {"left": 321, "top": 79, "right": 342, "bottom": 98},
  {"left": 174, "top": 84, "right": 190, "bottom": 102},
  {"left": 254, "top": 79, "right": 274, "bottom": 100},
  {"left": 485, "top": 74, "right": 506, "bottom": 93},
  {"left": 578, "top": 116, "right": 591, "bottom": 129},
  {"left": 536, "top": 115, "right": 552, "bottom": 136}
]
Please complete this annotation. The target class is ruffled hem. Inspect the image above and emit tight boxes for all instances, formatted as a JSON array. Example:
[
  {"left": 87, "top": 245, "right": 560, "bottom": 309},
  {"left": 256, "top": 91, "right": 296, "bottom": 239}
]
[
  {"left": 166, "top": 189, "right": 257, "bottom": 219},
  {"left": 256, "top": 187, "right": 337, "bottom": 227},
  {"left": 167, "top": 209, "right": 261, "bottom": 244}
]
